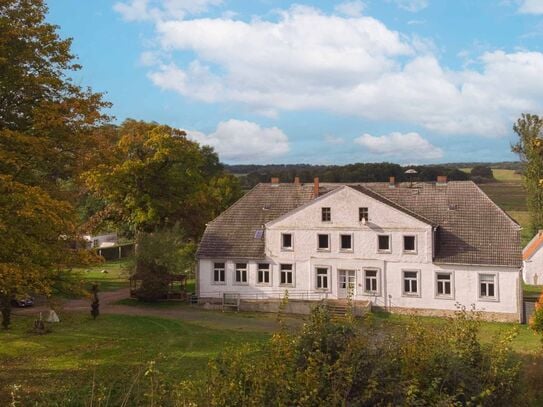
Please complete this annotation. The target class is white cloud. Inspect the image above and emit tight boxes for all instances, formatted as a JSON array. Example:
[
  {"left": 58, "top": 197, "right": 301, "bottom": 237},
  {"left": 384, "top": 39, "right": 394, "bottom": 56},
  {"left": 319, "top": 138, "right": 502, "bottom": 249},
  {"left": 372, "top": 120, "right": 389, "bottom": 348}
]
[
  {"left": 121, "top": 4, "right": 543, "bottom": 138},
  {"left": 334, "top": 1, "right": 366, "bottom": 17},
  {"left": 392, "top": 0, "right": 429, "bottom": 12},
  {"left": 114, "top": 0, "right": 222, "bottom": 21},
  {"left": 354, "top": 132, "right": 443, "bottom": 160},
  {"left": 518, "top": 0, "right": 543, "bottom": 14},
  {"left": 185, "top": 119, "right": 289, "bottom": 162}
]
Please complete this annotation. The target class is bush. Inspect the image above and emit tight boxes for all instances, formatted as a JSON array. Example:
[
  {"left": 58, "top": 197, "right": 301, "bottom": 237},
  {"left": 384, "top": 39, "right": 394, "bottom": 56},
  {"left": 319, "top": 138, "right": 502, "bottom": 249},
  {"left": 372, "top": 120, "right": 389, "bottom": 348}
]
[
  {"left": 176, "top": 305, "right": 521, "bottom": 406},
  {"left": 471, "top": 165, "right": 495, "bottom": 180}
]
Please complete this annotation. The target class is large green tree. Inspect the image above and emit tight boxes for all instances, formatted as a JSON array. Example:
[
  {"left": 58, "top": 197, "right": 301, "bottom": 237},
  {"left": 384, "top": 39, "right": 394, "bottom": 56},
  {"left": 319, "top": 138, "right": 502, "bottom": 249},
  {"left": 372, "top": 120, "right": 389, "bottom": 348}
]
[
  {"left": 512, "top": 113, "right": 543, "bottom": 234},
  {"left": 84, "top": 119, "right": 241, "bottom": 238},
  {"left": 0, "top": 0, "right": 109, "bottom": 327}
]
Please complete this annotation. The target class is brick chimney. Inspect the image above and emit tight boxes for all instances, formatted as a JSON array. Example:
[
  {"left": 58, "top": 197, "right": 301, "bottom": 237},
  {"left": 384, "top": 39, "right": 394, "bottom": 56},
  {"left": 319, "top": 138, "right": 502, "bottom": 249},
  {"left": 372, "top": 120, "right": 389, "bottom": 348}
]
[
  {"left": 437, "top": 175, "right": 447, "bottom": 185},
  {"left": 313, "top": 177, "right": 319, "bottom": 197},
  {"left": 389, "top": 176, "right": 396, "bottom": 188},
  {"left": 294, "top": 176, "right": 300, "bottom": 185},
  {"left": 271, "top": 177, "right": 279, "bottom": 184}
]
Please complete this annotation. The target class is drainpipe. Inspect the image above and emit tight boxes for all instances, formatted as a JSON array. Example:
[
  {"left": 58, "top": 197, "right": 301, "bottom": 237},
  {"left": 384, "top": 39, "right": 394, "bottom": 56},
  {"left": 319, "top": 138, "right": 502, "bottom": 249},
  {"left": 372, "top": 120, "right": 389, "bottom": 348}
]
[
  {"left": 383, "top": 261, "right": 388, "bottom": 311},
  {"left": 518, "top": 267, "right": 523, "bottom": 324}
]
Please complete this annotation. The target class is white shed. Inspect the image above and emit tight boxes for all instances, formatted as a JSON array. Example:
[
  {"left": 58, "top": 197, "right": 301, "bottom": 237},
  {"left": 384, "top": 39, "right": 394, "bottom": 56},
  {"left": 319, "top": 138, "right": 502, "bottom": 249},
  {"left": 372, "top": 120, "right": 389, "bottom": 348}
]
[{"left": 523, "top": 231, "right": 543, "bottom": 285}]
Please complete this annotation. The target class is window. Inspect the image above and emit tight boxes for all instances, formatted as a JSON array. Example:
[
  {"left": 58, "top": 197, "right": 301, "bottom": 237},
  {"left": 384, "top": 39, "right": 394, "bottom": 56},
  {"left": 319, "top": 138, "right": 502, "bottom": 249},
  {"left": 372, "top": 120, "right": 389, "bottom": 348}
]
[
  {"left": 317, "top": 234, "right": 330, "bottom": 250},
  {"left": 280, "top": 264, "right": 294, "bottom": 286},
  {"left": 359, "top": 207, "right": 369, "bottom": 222},
  {"left": 403, "top": 271, "right": 419, "bottom": 295},
  {"left": 257, "top": 263, "right": 270, "bottom": 285},
  {"left": 316, "top": 267, "right": 329, "bottom": 290},
  {"left": 281, "top": 233, "right": 293, "bottom": 250},
  {"left": 340, "top": 234, "right": 353, "bottom": 251},
  {"left": 364, "top": 269, "right": 379, "bottom": 293},
  {"left": 213, "top": 262, "right": 225, "bottom": 284},
  {"left": 403, "top": 236, "right": 416, "bottom": 253},
  {"left": 378, "top": 235, "right": 390, "bottom": 252},
  {"left": 234, "top": 263, "right": 248, "bottom": 284},
  {"left": 479, "top": 274, "right": 496, "bottom": 299},
  {"left": 436, "top": 273, "right": 452, "bottom": 297},
  {"left": 322, "top": 207, "right": 331, "bottom": 222}
]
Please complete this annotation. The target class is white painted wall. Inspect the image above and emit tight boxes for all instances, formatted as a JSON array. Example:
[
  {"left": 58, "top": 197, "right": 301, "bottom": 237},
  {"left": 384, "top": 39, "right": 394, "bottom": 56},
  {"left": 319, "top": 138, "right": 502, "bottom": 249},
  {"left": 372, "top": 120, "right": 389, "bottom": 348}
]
[
  {"left": 523, "top": 248, "right": 543, "bottom": 285},
  {"left": 198, "top": 186, "right": 520, "bottom": 319}
]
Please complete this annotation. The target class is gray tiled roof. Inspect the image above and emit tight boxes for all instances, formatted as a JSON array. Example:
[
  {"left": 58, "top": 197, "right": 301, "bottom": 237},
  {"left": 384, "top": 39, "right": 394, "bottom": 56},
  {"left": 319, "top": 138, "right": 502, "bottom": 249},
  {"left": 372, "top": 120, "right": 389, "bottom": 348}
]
[{"left": 197, "top": 181, "right": 522, "bottom": 267}]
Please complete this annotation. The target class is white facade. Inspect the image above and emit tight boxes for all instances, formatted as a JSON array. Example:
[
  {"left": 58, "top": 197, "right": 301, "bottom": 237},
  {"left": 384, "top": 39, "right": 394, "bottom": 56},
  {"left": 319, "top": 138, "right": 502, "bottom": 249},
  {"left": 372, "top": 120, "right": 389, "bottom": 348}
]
[
  {"left": 198, "top": 186, "right": 520, "bottom": 321},
  {"left": 83, "top": 233, "right": 118, "bottom": 249},
  {"left": 523, "top": 232, "right": 543, "bottom": 285}
]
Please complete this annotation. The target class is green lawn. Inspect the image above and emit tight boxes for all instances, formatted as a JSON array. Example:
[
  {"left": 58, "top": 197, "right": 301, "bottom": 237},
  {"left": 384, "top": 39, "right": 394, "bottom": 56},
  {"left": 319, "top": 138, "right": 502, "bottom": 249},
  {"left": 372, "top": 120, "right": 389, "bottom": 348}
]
[
  {"left": 74, "top": 258, "right": 131, "bottom": 292},
  {"left": 0, "top": 313, "right": 268, "bottom": 405}
]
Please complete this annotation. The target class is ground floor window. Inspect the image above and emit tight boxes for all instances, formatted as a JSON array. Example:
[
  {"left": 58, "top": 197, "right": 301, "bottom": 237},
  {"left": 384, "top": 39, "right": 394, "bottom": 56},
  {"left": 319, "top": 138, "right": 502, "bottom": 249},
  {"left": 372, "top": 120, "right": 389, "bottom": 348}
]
[
  {"left": 436, "top": 272, "right": 452, "bottom": 297},
  {"left": 316, "top": 267, "right": 329, "bottom": 290},
  {"left": 280, "top": 264, "right": 294, "bottom": 286},
  {"left": 403, "top": 270, "right": 419, "bottom": 295},
  {"left": 364, "top": 269, "right": 379, "bottom": 293},
  {"left": 213, "top": 262, "right": 225, "bottom": 283},
  {"left": 235, "top": 263, "right": 248, "bottom": 284},
  {"left": 257, "top": 263, "right": 270, "bottom": 284},
  {"left": 479, "top": 274, "right": 496, "bottom": 299}
]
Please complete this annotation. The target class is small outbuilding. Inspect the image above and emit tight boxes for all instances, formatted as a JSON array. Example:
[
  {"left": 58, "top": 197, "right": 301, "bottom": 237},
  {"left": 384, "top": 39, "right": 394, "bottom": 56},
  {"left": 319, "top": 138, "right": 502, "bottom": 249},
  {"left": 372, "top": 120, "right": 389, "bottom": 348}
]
[{"left": 523, "top": 231, "right": 543, "bottom": 285}]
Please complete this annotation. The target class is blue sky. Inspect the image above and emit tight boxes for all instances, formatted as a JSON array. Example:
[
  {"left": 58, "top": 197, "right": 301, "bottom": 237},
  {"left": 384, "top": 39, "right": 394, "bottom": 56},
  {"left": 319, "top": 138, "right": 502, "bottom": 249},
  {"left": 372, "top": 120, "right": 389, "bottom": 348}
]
[{"left": 47, "top": 0, "right": 543, "bottom": 164}]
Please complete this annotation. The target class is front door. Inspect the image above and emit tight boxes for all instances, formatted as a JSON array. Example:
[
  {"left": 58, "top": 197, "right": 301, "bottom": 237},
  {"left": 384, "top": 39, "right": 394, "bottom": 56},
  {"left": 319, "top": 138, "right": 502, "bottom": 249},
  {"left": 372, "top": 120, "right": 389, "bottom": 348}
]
[{"left": 338, "top": 270, "right": 356, "bottom": 298}]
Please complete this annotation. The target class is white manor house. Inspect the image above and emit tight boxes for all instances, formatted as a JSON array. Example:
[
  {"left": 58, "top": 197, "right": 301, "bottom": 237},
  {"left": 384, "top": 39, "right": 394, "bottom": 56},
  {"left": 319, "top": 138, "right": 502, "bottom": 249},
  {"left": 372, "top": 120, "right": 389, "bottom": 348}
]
[{"left": 196, "top": 176, "right": 522, "bottom": 321}]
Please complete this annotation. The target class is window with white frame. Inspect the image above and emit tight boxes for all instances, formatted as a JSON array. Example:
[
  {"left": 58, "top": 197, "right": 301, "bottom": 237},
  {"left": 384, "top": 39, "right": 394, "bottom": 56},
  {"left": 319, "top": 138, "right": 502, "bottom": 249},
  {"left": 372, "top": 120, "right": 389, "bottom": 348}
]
[
  {"left": 281, "top": 233, "right": 293, "bottom": 250},
  {"left": 316, "top": 267, "right": 329, "bottom": 290},
  {"left": 436, "top": 272, "right": 452, "bottom": 297},
  {"left": 403, "top": 270, "right": 419, "bottom": 295},
  {"left": 322, "top": 207, "right": 331, "bottom": 222},
  {"left": 317, "top": 234, "right": 330, "bottom": 250},
  {"left": 364, "top": 269, "right": 379, "bottom": 294},
  {"left": 234, "top": 263, "right": 248, "bottom": 284},
  {"left": 280, "top": 264, "right": 294, "bottom": 286},
  {"left": 257, "top": 263, "right": 270, "bottom": 285},
  {"left": 378, "top": 235, "right": 390, "bottom": 252},
  {"left": 340, "top": 234, "right": 353, "bottom": 251},
  {"left": 213, "top": 262, "right": 225, "bottom": 283},
  {"left": 403, "top": 235, "right": 416, "bottom": 253},
  {"left": 359, "top": 207, "right": 369, "bottom": 222},
  {"left": 479, "top": 274, "right": 496, "bottom": 299}
]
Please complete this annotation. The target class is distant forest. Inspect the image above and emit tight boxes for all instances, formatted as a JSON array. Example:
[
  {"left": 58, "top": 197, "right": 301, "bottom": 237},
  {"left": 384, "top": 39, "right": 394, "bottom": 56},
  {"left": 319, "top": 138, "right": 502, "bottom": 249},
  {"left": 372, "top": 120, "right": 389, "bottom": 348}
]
[{"left": 225, "top": 161, "right": 523, "bottom": 189}]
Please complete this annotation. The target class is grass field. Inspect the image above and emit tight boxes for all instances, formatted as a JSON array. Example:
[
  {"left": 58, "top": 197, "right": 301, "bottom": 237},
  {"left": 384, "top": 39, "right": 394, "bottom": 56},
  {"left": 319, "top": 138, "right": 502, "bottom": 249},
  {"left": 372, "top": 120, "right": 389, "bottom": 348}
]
[{"left": 74, "top": 258, "right": 131, "bottom": 292}]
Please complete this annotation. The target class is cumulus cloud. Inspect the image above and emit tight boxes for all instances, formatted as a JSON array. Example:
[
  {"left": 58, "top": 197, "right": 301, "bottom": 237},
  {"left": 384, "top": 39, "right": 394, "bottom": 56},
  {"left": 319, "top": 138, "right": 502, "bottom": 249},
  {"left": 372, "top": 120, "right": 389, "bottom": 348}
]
[
  {"left": 518, "top": 0, "right": 543, "bottom": 14},
  {"left": 354, "top": 132, "right": 443, "bottom": 160},
  {"left": 392, "top": 0, "right": 429, "bottom": 12},
  {"left": 114, "top": 0, "right": 222, "bottom": 21},
  {"left": 334, "top": 1, "right": 366, "bottom": 17},
  {"left": 185, "top": 119, "right": 289, "bottom": 162},
  {"left": 117, "top": 4, "right": 543, "bottom": 138}
]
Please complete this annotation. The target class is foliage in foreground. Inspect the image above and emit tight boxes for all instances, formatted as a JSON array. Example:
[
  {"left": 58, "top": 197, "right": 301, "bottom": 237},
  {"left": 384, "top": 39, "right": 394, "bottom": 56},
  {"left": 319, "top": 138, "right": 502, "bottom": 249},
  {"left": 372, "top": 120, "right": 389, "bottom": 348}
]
[
  {"left": 529, "top": 291, "right": 543, "bottom": 343},
  {"left": 177, "top": 306, "right": 520, "bottom": 406}
]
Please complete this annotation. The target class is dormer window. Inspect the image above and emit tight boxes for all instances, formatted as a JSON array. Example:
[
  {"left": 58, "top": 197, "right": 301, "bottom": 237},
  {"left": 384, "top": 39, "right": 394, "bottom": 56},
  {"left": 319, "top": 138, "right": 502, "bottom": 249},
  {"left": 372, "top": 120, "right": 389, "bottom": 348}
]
[{"left": 322, "top": 207, "right": 331, "bottom": 222}]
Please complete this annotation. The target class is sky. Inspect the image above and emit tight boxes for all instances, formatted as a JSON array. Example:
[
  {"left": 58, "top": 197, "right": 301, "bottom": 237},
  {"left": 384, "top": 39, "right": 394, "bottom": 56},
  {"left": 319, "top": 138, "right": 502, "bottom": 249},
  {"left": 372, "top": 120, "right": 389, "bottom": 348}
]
[{"left": 46, "top": 0, "right": 543, "bottom": 165}]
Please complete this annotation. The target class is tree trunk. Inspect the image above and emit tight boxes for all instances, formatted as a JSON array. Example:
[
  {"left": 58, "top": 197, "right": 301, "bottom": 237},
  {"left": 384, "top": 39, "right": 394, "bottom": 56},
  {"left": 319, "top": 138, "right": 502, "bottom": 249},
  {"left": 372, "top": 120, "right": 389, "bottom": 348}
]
[{"left": 0, "top": 294, "right": 11, "bottom": 329}]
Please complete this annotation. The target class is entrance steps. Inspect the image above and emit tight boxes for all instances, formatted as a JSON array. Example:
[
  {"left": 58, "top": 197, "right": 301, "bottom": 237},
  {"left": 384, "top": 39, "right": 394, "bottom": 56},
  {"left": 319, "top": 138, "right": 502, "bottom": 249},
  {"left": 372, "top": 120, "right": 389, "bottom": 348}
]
[{"left": 326, "top": 300, "right": 371, "bottom": 318}]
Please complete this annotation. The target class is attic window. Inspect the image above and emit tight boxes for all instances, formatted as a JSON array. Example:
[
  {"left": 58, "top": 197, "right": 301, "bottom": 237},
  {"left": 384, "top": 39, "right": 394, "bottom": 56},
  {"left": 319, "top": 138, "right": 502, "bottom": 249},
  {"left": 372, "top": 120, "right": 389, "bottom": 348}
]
[
  {"left": 322, "top": 207, "right": 331, "bottom": 222},
  {"left": 254, "top": 229, "right": 264, "bottom": 239}
]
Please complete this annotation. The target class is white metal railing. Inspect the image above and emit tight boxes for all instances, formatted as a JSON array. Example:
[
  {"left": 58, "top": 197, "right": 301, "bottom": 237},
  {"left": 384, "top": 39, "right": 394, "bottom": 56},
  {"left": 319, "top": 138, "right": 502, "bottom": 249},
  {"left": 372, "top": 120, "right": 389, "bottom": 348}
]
[{"left": 197, "top": 290, "right": 330, "bottom": 302}]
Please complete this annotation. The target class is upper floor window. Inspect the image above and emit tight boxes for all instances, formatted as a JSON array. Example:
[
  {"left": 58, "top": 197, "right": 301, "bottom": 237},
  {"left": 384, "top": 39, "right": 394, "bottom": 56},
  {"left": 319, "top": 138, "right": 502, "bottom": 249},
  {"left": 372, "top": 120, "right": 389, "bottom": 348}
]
[
  {"left": 340, "top": 234, "right": 353, "bottom": 251},
  {"left": 359, "top": 207, "right": 369, "bottom": 222},
  {"left": 234, "top": 263, "right": 248, "bottom": 284},
  {"left": 280, "top": 264, "right": 294, "bottom": 286},
  {"left": 317, "top": 234, "right": 330, "bottom": 251},
  {"left": 378, "top": 235, "right": 390, "bottom": 252},
  {"left": 322, "top": 207, "right": 331, "bottom": 222},
  {"left": 257, "top": 263, "right": 270, "bottom": 285},
  {"left": 281, "top": 233, "right": 293, "bottom": 250},
  {"left": 316, "top": 267, "right": 329, "bottom": 290},
  {"left": 403, "top": 235, "right": 416, "bottom": 253},
  {"left": 213, "top": 262, "right": 226, "bottom": 284},
  {"left": 479, "top": 274, "right": 497, "bottom": 300}
]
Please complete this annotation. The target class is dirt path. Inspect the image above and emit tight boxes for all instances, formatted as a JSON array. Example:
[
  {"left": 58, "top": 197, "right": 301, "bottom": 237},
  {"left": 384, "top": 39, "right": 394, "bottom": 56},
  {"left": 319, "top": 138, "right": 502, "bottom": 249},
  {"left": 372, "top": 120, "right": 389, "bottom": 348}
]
[{"left": 13, "top": 288, "right": 304, "bottom": 332}]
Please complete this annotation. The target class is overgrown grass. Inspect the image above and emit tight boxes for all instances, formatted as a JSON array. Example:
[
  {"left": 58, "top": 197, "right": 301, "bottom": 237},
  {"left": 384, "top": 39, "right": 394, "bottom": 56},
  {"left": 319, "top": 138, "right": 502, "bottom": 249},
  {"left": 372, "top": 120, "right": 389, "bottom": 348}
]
[
  {"left": 0, "top": 313, "right": 268, "bottom": 404},
  {"left": 74, "top": 258, "right": 131, "bottom": 292}
]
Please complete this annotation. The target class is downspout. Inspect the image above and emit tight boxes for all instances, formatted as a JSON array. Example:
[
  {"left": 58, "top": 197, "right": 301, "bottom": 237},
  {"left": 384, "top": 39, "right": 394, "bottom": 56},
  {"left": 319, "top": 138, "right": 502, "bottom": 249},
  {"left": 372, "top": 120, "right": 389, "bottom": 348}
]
[
  {"left": 518, "top": 267, "right": 523, "bottom": 323},
  {"left": 383, "top": 261, "right": 388, "bottom": 311}
]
